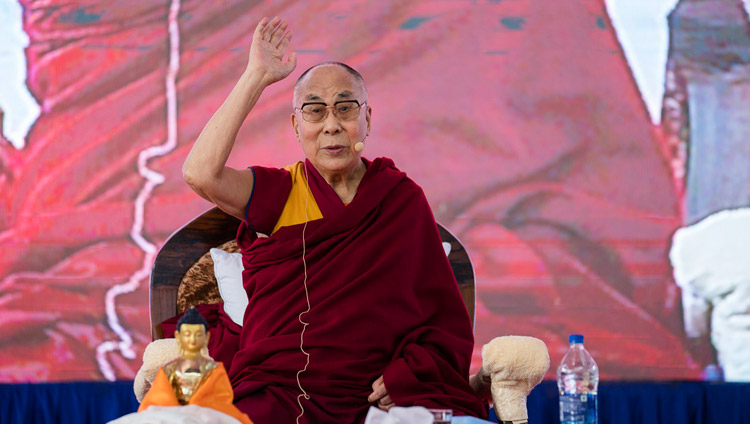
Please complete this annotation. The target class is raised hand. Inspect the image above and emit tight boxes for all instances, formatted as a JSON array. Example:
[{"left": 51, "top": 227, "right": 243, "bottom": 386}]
[{"left": 247, "top": 16, "right": 297, "bottom": 86}]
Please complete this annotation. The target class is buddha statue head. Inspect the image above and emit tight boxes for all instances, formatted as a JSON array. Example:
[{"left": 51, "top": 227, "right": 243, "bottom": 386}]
[{"left": 175, "top": 307, "right": 211, "bottom": 359}]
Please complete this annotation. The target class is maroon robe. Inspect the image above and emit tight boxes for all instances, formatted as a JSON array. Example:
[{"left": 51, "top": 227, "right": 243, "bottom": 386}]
[{"left": 167, "top": 157, "right": 487, "bottom": 422}]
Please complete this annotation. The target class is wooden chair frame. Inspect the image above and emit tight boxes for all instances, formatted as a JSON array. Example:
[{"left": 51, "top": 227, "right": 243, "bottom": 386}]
[{"left": 149, "top": 207, "right": 475, "bottom": 340}]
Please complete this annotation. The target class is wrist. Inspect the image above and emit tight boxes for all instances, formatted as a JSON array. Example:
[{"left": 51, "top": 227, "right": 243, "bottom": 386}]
[{"left": 240, "top": 67, "right": 271, "bottom": 89}]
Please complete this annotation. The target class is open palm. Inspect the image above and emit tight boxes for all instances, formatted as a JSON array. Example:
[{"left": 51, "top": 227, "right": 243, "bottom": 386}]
[{"left": 248, "top": 17, "right": 297, "bottom": 86}]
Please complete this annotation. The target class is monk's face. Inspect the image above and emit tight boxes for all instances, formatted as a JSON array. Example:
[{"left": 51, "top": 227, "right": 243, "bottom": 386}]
[
  {"left": 291, "top": 64, "right": 371, "bottom": 177},
  {"left": 175, "top": 323, "right": 209, "bottom": 354}
]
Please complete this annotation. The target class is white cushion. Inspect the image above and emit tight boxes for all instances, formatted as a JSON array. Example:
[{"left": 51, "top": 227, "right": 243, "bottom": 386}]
[{"left": 209, "top": 248, "right": 247, "bottom": 326}]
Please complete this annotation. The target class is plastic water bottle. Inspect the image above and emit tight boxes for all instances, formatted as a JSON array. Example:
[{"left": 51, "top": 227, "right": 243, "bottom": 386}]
[{"left": 557, "top": 334, "right": 598, "bottom": 424}]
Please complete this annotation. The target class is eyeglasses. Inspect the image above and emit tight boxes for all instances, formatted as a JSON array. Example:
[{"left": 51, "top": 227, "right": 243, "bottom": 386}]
[{"left": 296, "top": 100, "right": 366, "bottom": 123}]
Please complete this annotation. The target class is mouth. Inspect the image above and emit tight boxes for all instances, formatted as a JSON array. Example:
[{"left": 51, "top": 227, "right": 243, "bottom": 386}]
[{"left": 322, "top": 145, "right": 347, "bottom": 155}]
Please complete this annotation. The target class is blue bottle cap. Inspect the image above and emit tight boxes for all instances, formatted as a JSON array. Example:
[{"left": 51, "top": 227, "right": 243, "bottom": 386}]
[{"left": 569, "top": 334, "right": 584, "bottom": 344}]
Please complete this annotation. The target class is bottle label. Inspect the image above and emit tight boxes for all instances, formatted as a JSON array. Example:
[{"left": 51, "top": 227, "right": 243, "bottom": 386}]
[{"left": 559, "top": 392, "right": 598, "bottom": 424}]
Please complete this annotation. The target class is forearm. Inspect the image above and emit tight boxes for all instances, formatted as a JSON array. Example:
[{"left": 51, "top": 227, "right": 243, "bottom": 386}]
[
  {"left": 181, "top": 16, "right": 295, "bottom": 218},
  {"left": 182, "top": 69, "right": 268, "bottom": 194}
]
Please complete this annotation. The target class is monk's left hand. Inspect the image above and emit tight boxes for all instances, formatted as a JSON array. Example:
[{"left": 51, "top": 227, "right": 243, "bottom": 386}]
[{"left": 368, "top": 375, "right": 395, "bottom": 411}]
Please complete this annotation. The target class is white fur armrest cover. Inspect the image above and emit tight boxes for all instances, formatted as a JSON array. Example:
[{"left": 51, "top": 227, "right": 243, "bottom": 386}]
[
  {"left": 133, "top": 338, "right": 180, "bottom": 403},
  {"left": 482, "top": 336, "right": 549, "bottom": 423}
]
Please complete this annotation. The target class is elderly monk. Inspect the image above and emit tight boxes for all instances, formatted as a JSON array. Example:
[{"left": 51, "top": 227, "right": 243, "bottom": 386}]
[{"left": 180, "top": 16, "right": 487, "bottom": 423}]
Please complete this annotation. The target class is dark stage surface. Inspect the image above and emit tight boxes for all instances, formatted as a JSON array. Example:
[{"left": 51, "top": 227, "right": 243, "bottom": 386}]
[{"left": 2, "top": 380, "right": 749, "bottom": 424}]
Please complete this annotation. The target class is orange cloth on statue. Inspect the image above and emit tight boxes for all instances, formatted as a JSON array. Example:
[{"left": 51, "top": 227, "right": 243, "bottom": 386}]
[{"left": 139, "top": 362, "right": 253, "bottom": 424}]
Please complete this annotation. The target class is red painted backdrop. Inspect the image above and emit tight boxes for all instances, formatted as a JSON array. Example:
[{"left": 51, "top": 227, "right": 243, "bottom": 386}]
[{"left": 0, "top": 0, "right": 701, "bottom": 382}]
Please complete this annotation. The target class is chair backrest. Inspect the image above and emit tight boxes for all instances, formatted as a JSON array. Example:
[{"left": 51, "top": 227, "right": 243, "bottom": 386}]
[{"left": 150, "top": 207, "right": 475, "bottom": 339}]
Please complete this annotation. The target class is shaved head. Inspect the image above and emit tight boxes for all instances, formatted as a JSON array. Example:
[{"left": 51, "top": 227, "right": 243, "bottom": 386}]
[{"left": 293, "top": 62, "right": 367, "bottom": 106}]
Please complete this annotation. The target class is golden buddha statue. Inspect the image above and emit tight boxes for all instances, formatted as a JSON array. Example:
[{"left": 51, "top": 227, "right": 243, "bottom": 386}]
[
  {"left": 137, "top": 307, "right": 253, "bottom": 424},
  {"left": 164, "top": 307, "right": 218, "bottom": 404}
]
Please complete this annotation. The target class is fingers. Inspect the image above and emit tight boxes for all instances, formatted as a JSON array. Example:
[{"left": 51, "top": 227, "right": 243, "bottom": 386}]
[
  {"left": 261, "top": 16, "right": 282, "bottom": 41},
  {"left": 378, "top": 394, "right": 394, "bottom": 411},
  {"left": 255, "top": 16, "right": 292, "bottom": 55},
  {"left": 253, "top": 16, "right": 269, "bottom": 40},
  {"left": 254, "top": 17, "right": 267, "bottom": 33},
  {"left": 368, "top": 376, "right": 395, "bottom": 411},
  {"left": 270, "top": 20, "right": 288, "bottom": 46},
  {"left": 277, "top": 29, "right": 292, "bottom": 50},
  {"left": 367, "top": 376, "right": 387, "bottom": 403}
]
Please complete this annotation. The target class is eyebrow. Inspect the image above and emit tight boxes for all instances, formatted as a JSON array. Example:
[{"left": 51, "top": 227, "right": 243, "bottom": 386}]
[{"left": 304, "top": 91, "right": 355, "bottom": 102}]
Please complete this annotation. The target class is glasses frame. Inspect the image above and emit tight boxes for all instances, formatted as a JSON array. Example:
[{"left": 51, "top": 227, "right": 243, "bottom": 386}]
[{"left": 295, "top": 100, "right": 367, "bottom": 123}]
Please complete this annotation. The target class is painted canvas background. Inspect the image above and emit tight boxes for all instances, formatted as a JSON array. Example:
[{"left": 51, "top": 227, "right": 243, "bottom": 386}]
[{"left": 1, "top": 0, "right": 749, "bottom": 383}]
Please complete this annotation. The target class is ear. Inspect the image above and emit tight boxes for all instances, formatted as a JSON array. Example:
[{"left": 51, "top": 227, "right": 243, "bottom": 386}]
[
  {"left": 205, "top": 331, "right": 210, "bottom": 344},
  {"left": 365, "top": 105, "right": 372, "bottom": 136},
  {"left": 291, "top": 113, "right": 300, "bottom": 140},
  {"left": 174, "top": 330, "right": 181, "bottom": 348}
]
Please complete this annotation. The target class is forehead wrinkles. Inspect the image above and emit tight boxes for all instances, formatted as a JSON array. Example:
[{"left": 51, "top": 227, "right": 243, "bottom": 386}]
[{"left": 294, "top": 67, "right": 366, "bottom": 105}]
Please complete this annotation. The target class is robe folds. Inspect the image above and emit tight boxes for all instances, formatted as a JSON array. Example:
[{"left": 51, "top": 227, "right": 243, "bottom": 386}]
[{"left": 168, "top": 157, "right": 487, "bottom": 423}]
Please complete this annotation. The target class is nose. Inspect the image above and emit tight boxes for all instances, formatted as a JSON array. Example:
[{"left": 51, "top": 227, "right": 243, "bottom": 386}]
[{"left": 322, "top": 107, "right": 342, "bottom": 135}]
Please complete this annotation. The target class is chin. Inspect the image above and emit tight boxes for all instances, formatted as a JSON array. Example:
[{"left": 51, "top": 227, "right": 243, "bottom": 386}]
[{"left": 314, "top": 156, "right": 357, "bottom": 172}]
